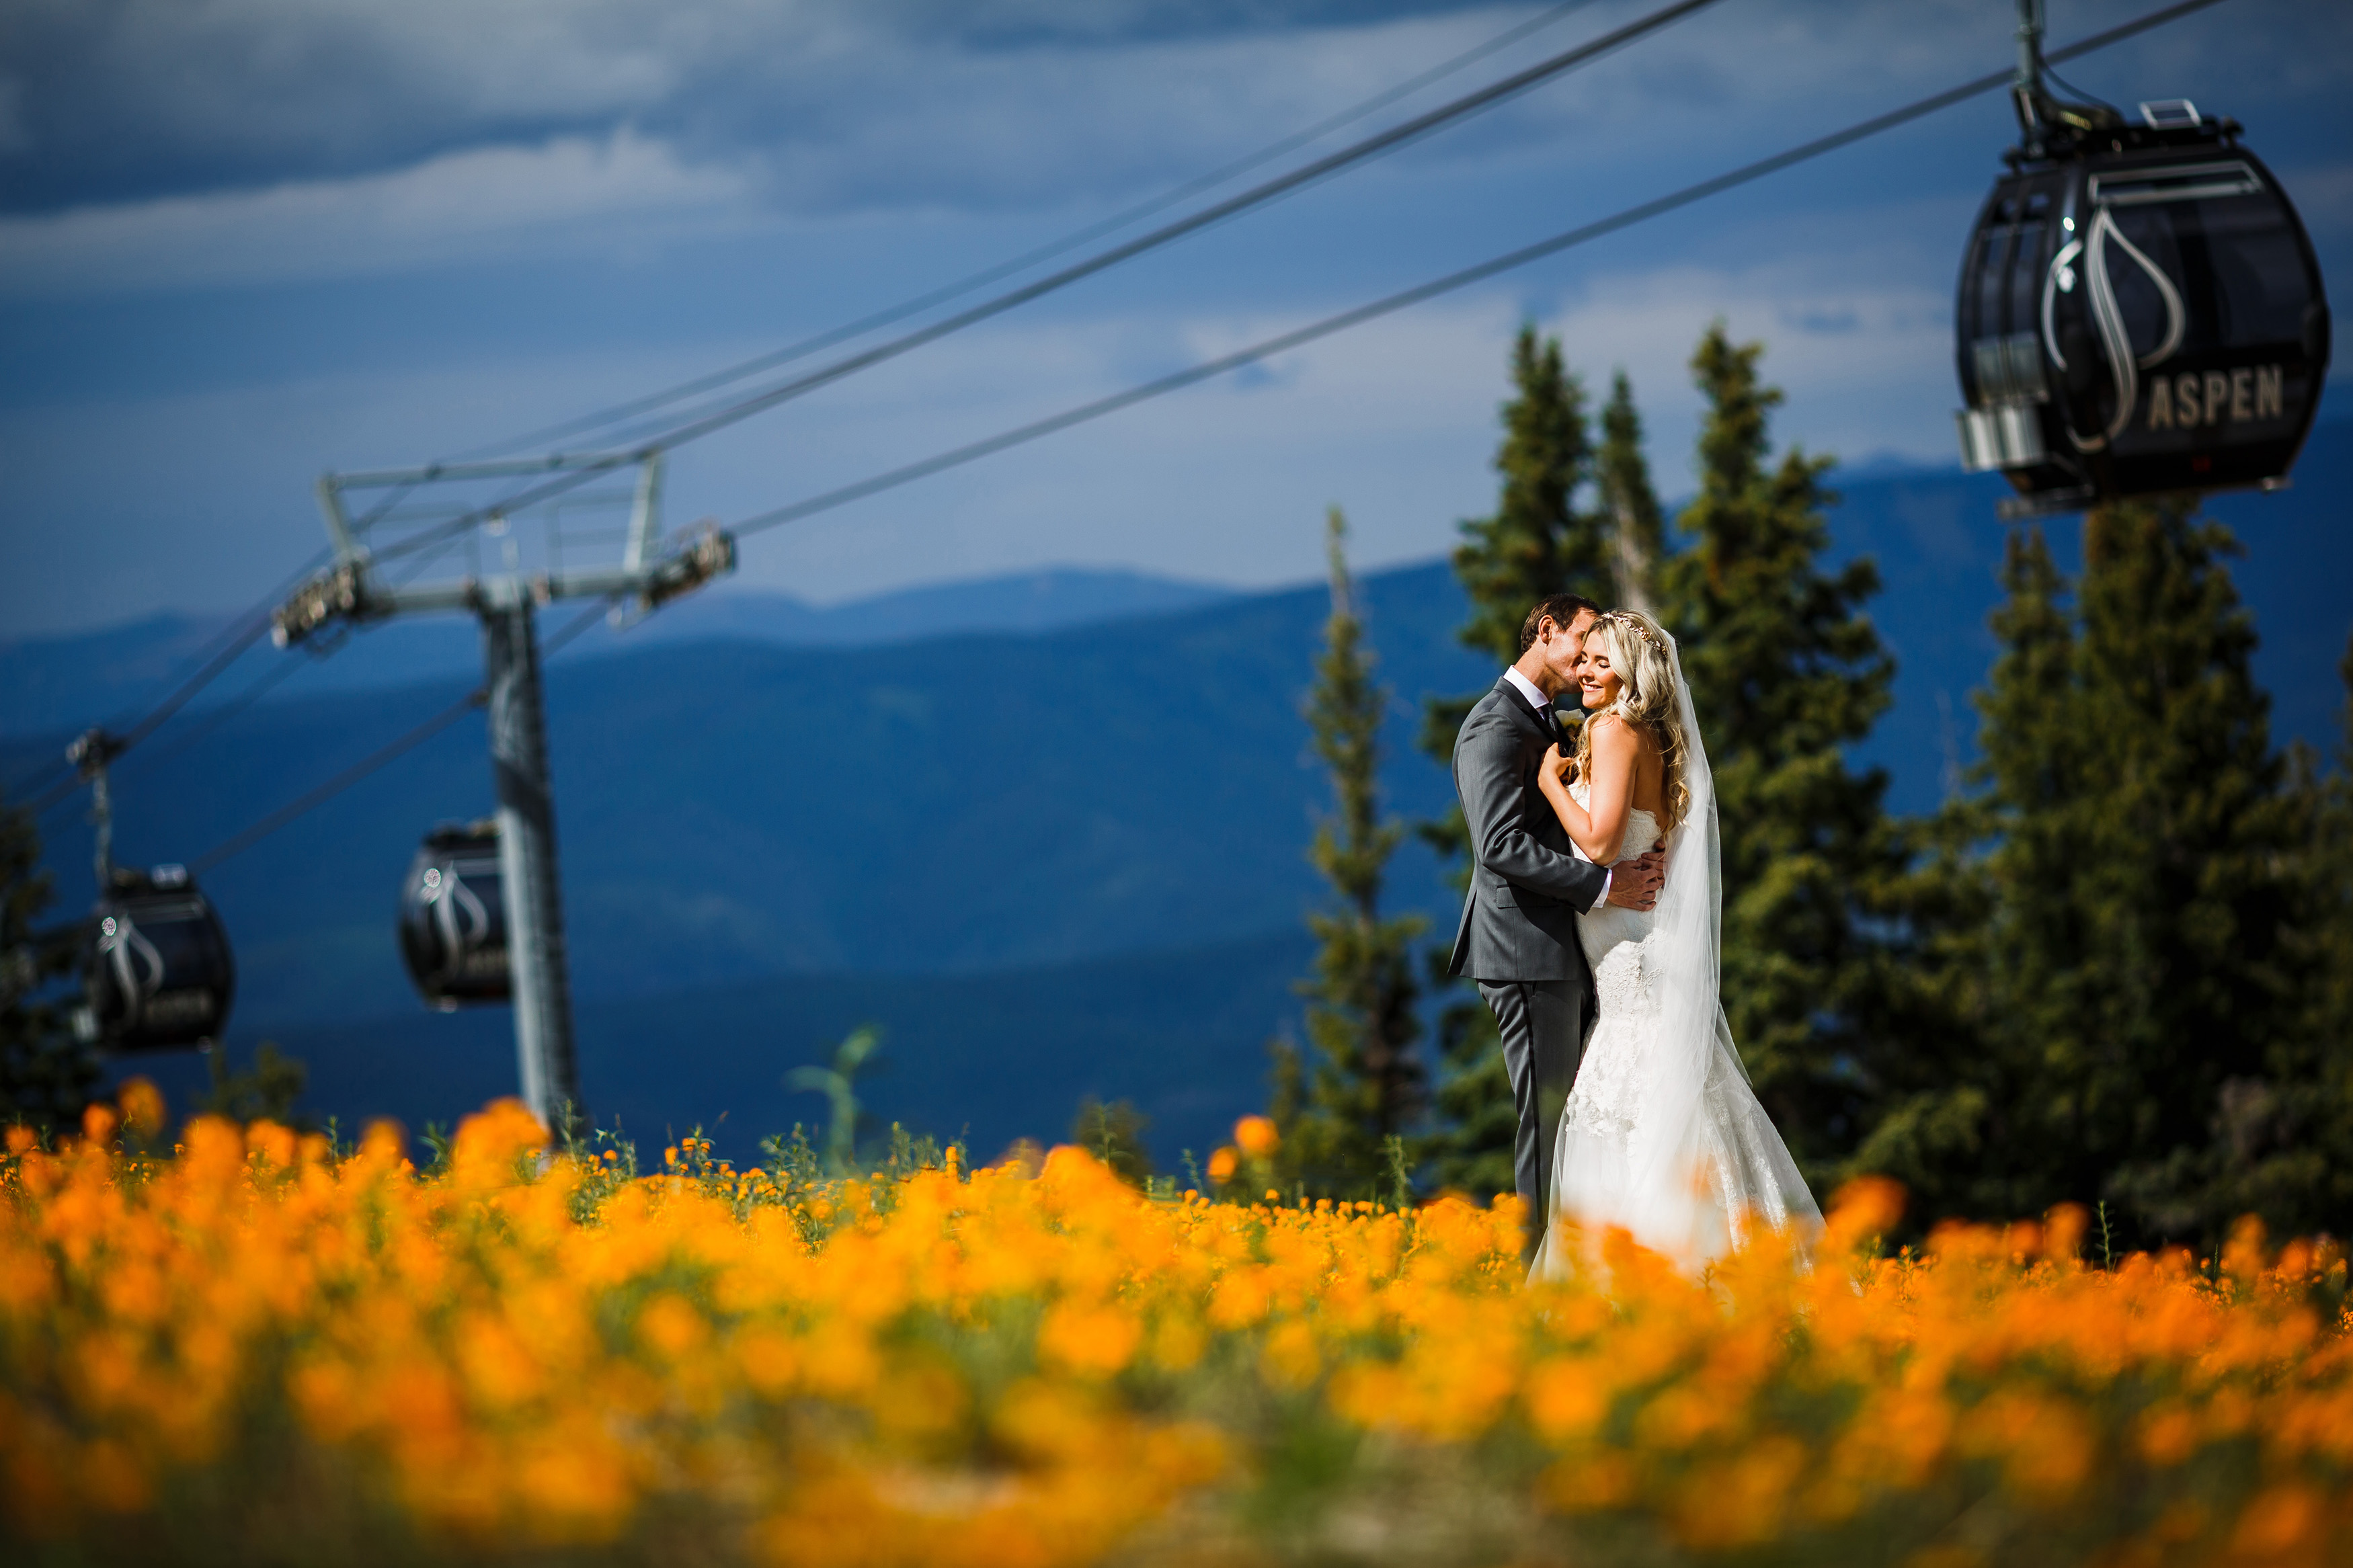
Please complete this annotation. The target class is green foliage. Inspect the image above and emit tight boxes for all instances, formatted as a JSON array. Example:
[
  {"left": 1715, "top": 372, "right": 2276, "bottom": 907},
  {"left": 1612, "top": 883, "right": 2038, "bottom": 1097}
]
[
  {"left": 198, "top": 1040, "right": 310, "bottom": 1126},
  {"left": 1597, "top": 369, "right": 1667, "bottom": 614},
  {"left": 760, "top": 1123, "right": 826, "bottom": 1189},
  {"left": 0, "top": 794, "right": 99, "bottom": 1132},
  {"left": 787, "top": 1024, "right": 880, "bottom": 1175},
  {"left": 1072, "top": 1095, "right": 1154, "bottom": 1186},
  {"left": 1417, "top": 327, "right": 1615, "bottom": 1197},
  {"left": 1653, "top": 323, "right": 1899, "bottom": 1171},
  {"left": 1278, "top": 509, "right": 1427, "bottom": 1199},
  {"left": 1854, "top": 502, "right": 2339, "bottom": 1244}
]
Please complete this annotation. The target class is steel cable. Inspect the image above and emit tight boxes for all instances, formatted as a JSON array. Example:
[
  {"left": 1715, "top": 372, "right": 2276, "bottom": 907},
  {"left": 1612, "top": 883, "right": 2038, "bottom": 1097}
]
[
  {"left": 725, "top": 0, "right": 2231, "bottom": 543},
  {"left": 362, "top": 0, "right": 1730, "bottom": 568},
  {"left": 433, "top": 0, "right": 1615, "bottom": 466},
  {"left": 184, "top": 599, "right": 614, "bottom": 875}
]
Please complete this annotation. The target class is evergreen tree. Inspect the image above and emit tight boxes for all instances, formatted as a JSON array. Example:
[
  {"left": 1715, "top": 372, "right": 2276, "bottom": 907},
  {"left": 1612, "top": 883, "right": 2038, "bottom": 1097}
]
[
  {"left": 1850, "top": 526, "right": 2075, "bottom": 1218},
  {"left": 2083, "top": 504, "right": 2329, "bottom": 1239},
  {"left": 198, "top": 1041, "right": 311, "bottom": 1127},
  {"left": 1597, "top": 370, "right": 1667, "bottom": 616},
  {"left": 1654, "top": 323, "right": 1899, "bottom": 1170},
  {"left": 0, "top": 794, "right": 99, "bottom": 1131},
  {"left": 2254, "top": 638, "right": 2353, "bottom": 1230},
  {"left": 1416, "top": 326, "right": 1614, "bottom": 1197},
  {"left": 1071, "top": 1095, "right": 1154, "bottom": 1187},
  {"left": 1856, "top": 503, "right": 2322, "bottom": 1243},
  {"left": 1275, "top": 508, "right": 1427, "bottom": 1198}
]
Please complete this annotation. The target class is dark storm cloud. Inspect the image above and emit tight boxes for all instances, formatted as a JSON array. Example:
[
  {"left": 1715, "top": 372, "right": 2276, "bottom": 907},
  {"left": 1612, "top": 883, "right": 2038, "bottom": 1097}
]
[{"left": 0, "top": 0, "right": 1499, "bottom": 214}]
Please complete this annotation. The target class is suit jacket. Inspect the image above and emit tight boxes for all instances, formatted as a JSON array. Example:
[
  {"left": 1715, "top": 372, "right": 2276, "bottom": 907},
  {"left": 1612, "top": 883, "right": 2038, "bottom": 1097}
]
[{"left": 1447, "top": 676, "right": 1610, "bottom": 983}]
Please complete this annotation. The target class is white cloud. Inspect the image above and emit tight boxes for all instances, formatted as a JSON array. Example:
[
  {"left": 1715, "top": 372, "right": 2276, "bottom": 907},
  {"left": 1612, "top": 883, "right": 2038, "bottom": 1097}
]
[
  {"left": 19, "top": 0, "right": 2340, "bottom": 225},
  {"left": 640, "top": 241, "right": 1960, "bottom": 599},
  {"left": 0, "top": 128, "right": 752, "bottom": 296},
  {"left": 0, "top": 240, "right": 1964, "bottom": 636}
]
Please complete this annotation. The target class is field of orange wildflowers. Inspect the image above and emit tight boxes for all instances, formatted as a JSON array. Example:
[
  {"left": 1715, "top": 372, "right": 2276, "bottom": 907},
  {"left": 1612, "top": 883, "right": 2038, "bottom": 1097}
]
[{"left": 3, "top": 1084, "right": 2349, "bottom": 1567}]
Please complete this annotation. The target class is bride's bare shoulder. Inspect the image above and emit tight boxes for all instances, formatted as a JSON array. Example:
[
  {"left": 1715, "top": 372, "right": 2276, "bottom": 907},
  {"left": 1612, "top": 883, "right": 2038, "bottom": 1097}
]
[
  {"left": 1588, "top": 710, "right": 1660, "bottom": 757},
  {"left": 1584, "top": 710, "right": 1642, "bottom": 753}
]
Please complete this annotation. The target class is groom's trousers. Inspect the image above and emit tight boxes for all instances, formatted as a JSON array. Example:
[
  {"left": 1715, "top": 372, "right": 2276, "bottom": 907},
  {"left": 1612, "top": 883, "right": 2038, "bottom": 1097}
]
[{"left": 1477, "top": 978, "right": 1583, "bottom": 1266}]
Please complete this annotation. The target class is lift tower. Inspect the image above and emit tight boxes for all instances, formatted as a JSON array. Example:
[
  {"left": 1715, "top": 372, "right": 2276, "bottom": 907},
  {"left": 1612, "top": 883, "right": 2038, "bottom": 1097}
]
[{"left": 271, "top": 454, "right": 733, "bottom": 1130}]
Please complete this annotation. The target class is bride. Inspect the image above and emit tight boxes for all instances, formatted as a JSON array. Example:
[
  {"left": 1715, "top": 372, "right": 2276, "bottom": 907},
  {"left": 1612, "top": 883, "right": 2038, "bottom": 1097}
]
[{"left": 1529, "top": 609, "right": 1821, "bottom": 1274}]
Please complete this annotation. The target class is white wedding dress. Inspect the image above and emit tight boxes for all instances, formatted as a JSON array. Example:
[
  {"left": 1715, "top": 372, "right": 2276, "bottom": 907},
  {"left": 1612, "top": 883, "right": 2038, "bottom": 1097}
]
[{"left": 1533, "top": 639, "right": 1821, "bottom": 1277}]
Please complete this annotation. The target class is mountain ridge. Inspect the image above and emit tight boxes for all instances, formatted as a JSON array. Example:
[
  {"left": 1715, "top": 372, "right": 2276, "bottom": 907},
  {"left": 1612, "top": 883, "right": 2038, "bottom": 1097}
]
[{"left": 8, "top": 428, "right": 2346, "bottom": 1156}]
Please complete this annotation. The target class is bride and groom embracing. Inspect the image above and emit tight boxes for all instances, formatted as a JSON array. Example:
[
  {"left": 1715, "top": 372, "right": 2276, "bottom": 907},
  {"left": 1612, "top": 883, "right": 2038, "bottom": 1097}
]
[{"left": 1448, "top": 593, "right": 1821, "bottom": 1276}]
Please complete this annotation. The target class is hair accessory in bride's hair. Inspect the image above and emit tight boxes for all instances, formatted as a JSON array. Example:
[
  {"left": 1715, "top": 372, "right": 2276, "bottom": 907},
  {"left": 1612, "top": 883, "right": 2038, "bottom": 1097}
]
[{"left": 1577, "top": 608, "right": 1691, "bottom": 833}]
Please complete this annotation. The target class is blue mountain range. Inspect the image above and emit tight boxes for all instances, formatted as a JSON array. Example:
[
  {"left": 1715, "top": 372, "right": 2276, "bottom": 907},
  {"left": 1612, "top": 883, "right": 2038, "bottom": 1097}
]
[{"left": 7, "top": 426, "right": 2347, "bottom": 1167}]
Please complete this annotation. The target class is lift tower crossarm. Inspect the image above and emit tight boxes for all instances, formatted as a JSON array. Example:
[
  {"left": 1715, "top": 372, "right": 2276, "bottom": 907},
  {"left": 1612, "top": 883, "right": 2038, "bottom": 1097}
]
[
  {"left": 272, "top": 529, "right": 735, "bottom": 645},
  {"left": 267, "top": 455, "right": 732, "bottom": 1133},
  {"left": 330, "top": 451, "right": 642, "bottom": 489}
]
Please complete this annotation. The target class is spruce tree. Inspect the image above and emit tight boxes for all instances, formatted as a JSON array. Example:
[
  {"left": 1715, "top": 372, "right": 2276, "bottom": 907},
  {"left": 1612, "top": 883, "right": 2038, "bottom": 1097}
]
[
  {"left": 1654, "top": 323, "right": 1898, "bottom": 1169},
  {"left": 1597, "top": 370, "right": 1667, "bottom": 615},
  {"left": 2081, "top": 503, "right": 2319, "bottom": 1239},
  {"left": 2260, "top": 638, "right": 2353, "bottom": 1231},
  {"left": 1417, "top": 326, "right": 1613, "bottom": 1196},
  {"left": 1, "top": 795, "right": 99, "bottom": 1130},
  {"left": 2110, "top": 628, "right": 2353, "bottom": 1239},
  {"left": 1849, "top": 526, "right": 2074, "bottom": 1218},
  {"left": 1856, "top": 503, "right": 2323, "bottom": 1243},
  {"left": 1274, "top": 508, "right": 1427, "bottom": 1198}
]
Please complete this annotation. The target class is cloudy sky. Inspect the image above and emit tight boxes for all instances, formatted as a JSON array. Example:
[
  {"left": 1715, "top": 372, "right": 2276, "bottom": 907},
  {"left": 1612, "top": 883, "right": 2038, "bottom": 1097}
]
[{"left": 3, "top": 0, "right": 2347, "bottom": 636}]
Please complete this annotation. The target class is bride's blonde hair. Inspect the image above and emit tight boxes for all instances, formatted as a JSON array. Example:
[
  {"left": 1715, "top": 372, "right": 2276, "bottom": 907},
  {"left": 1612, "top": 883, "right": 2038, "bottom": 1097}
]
[{"left": 1572, "top": 608, "right": 1690, "bottom": 833}]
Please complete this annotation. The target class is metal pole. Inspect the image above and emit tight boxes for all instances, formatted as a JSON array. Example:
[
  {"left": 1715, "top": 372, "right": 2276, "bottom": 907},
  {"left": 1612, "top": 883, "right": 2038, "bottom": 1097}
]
[
  {"left": 481, "top": 589, "right": 583, "bottom": 1132},
  {"left": 89, "top": 765, "right": 113, "bottom": 893},
  {"left": 68, "top": 729, "right": 119, "bottom": 891},
  {"left": 2013, "top": 0, "right": 2048, "bottom": 155}
]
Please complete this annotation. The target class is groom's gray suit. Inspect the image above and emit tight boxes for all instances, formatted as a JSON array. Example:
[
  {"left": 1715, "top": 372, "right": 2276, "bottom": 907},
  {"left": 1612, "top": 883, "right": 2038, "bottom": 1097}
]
[{"left": 1447, "top": 675, "right": 1609, "bottom": 1263}]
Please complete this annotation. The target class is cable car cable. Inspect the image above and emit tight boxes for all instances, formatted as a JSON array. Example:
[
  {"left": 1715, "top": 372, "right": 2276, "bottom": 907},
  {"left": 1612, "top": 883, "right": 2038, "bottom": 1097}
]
[
  {"left": 183, "top": 691, "right": 484, "bottom": 877},
  {"left": 116, "top": 655, "right": 313, "bottom": 784},
  {"left": 182, "top": 599, "right": 613, "bottom": 876},
  {"left": 17, "top": 495, "right": 457, "bottom": 811},
  {"left": 721, "top": 0, "right": 2233, "bottom": 546},
  {"left": 434, "top": 0, "right": 1617, "bottom": 467},
  {"left": 2034, "top": 56, "right": 2126, "bottom": 118},
  {"left": 22, "top": 610, "right": 284, "bottom": 819},
  {"left": 15, "top": 0, "right": 2231, "bottom": 820},
  {"left": 13, "top": 545, "right": 341, "bottom": 813},
  {"left": 360, "top": 0, "right": 1731, "bottom": 569}
]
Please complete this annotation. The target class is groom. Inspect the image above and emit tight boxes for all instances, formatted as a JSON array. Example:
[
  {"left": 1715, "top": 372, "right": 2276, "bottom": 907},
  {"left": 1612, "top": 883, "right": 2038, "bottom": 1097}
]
[{"left": 1447, "top": 593, "right": 1665, "bottom": 1264}]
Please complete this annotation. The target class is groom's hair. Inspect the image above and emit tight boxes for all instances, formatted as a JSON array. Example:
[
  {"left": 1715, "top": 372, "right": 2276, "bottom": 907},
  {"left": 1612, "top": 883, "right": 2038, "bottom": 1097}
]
[{"left": 1519, "top": 593, "right": 1604, "bottom": 653}]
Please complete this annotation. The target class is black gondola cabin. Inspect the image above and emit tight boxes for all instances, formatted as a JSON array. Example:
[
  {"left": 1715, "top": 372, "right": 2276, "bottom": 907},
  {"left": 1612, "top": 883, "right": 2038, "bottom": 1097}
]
[
  {"left": 81, "top": 864, "right": 237, "bottom": 1051},
  {"left": 399, "top": 822, "right": 511, "bottom": 1009},
  {"left": 1956, "top": 98, "right": 2329, "bottom": 509}
]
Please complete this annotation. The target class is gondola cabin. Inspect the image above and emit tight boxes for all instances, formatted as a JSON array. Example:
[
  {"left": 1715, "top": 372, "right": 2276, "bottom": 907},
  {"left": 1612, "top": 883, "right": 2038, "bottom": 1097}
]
[
  {"left": 399, "top": 822, "right": 511, "bottom": 1009},
  {"left": 1956, "top": 99, "right": 2329, "bottom": 510},
  {"left": 80, "top": 864, "right": 237, "bottom": 1051}
]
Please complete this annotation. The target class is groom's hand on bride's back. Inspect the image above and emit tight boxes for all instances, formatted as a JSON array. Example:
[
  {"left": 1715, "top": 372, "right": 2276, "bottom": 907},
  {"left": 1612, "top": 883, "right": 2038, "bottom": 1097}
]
[{"left": 1605, "top": 845, "right": 1667, "bottom": 911}]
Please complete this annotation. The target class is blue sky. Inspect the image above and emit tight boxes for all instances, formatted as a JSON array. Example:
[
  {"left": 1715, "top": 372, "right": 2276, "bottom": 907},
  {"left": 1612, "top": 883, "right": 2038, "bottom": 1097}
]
[{"left": 3, "top": 0, "right": 2348, "bottom": 638}]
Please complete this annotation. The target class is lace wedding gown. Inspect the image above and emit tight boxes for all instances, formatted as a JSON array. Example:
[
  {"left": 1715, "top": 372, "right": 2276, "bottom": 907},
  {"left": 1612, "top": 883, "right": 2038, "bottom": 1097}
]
[{"left": 1533, "top": 781, "right": 1822, "bottom": 1276}]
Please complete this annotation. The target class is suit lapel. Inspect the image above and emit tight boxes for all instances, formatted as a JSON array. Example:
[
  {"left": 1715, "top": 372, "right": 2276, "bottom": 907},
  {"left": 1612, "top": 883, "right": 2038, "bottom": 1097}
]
[{"left": 1494, "top": 677, "right": 1556, "bottom": 750}]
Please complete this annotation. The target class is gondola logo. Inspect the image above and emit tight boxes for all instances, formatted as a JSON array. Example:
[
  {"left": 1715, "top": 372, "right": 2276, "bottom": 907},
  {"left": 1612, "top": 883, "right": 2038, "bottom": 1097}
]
[
  {"left": 422, "top": 862, "right": 503, "bottom": 970},
  {"left": 95, "top": 912, "right": 212, "bottom": 1029},
  {"left": 2042, "top": 160, "right": 2288, "bottom": 450},
  {"left": 2043, "top": 205, "right": 2183, "bottom": 450}
]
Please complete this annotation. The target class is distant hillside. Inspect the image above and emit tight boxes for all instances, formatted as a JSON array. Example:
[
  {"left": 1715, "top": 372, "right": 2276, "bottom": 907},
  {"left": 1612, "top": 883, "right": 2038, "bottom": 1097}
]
[
  {"left": 1832, "top": 422, "right": 2352, "bottom": 812},
  {"left": 8, "top": 421, "right": 2346, "bottom": 1153},
  {"left": 120, "top": 931, "right": 1319, "bottom": 1172},
  {"left": 0, "top": 567, "right": 1237, "bottom": 739},
  {"left": 11, "top": 559, "right": 1490, "bottom": 1033}
]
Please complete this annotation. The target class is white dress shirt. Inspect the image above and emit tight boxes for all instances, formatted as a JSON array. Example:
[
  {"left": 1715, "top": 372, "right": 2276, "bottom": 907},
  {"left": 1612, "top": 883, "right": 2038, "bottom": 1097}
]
[{"left": 1501, "top": 666, "right": 1611, "bottom": 913}]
